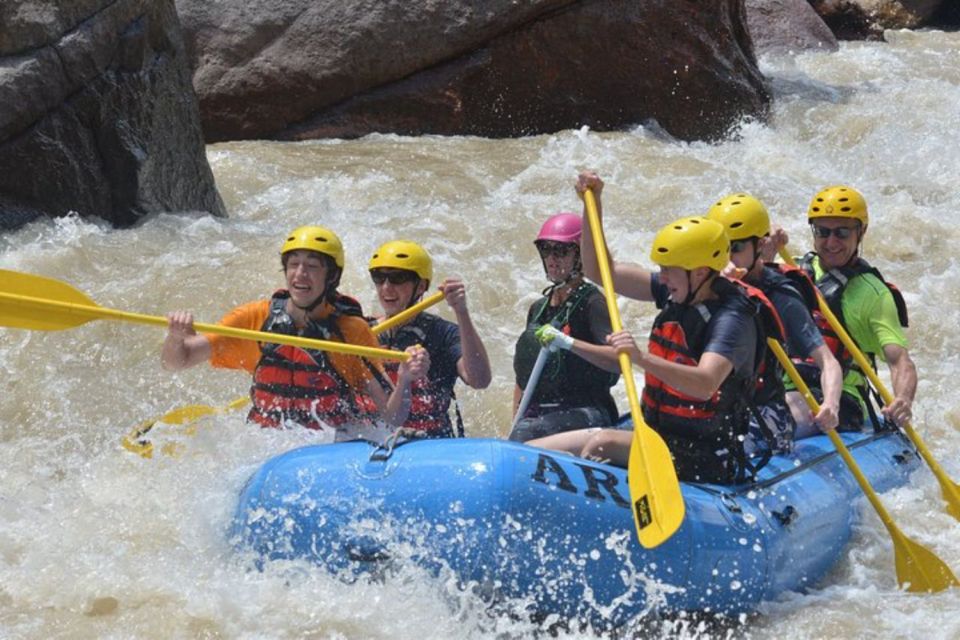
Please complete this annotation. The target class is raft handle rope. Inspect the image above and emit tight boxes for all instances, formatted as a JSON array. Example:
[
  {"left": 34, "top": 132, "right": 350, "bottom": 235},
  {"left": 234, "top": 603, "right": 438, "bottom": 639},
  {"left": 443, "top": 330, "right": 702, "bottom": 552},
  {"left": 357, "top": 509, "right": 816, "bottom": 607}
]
[{"left": 369, "top": 427, "right": 426, "bottom": 461}]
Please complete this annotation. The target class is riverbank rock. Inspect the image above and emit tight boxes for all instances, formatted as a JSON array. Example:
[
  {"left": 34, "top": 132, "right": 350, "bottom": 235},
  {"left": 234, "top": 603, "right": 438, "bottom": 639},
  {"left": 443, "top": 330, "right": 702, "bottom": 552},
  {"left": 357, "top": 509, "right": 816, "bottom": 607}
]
[
  {"left": 0, "top": 0, "right": 225, "bottom": 231},
  {"left": 747, "top": 0, "right": 839, "bottom": 55},
  {"left": 808, "top": 0, "right": 948, "bottom": 39},
  {"left": 177, "top": 0, "right": 769, "bottom": 143}
]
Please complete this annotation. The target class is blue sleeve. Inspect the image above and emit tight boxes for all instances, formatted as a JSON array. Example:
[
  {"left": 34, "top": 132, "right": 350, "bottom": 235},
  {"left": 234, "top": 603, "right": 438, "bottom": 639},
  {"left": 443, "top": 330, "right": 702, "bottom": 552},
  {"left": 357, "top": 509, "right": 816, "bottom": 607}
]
[
  {"left": 429, "top": 318, "right": 462, "bottom": 384},
  {"left": 703, "top": 307, "right": 757, "bottom": 378},
  {"left": 769, "top": 289, "right": 824, "bottom": 357}
]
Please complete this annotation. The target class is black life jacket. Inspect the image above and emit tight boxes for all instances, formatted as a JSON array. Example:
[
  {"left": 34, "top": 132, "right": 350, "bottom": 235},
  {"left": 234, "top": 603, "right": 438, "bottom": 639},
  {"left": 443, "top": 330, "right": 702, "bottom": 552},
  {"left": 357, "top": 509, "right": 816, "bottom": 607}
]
[
  {"left": 797, "top": 253, "right": 908, "bottom": 371},
  {"left": 513, "top": 281, "right": 618, "bottom": 419},
  {"left": 641, "top": 277, "right": 784, "bottom": 483},
  {"left": 757, "top": 263, "right": 838, "bottom": 393},
  {"left": 374, "top": 313, "right": 459, "bottom": 438},
  {"left": 248, "top": 291, "right": 380, "bottom": 430}
]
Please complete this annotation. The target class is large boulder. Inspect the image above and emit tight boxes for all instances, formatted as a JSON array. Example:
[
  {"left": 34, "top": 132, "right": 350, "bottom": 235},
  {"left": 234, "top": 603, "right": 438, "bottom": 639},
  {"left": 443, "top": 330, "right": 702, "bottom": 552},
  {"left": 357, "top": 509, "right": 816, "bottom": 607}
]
[
  {"left": 746, "top": 0, "right": 839, "bottom": 55},
  {"left": 808, "top": 0, "right": 948, "bottom": 39},
  {"left": 0, "top": 0, "right": 225, "bottom": 230},
  {"left": 177, "top": 0, "right": 770, "bottom": 143}
]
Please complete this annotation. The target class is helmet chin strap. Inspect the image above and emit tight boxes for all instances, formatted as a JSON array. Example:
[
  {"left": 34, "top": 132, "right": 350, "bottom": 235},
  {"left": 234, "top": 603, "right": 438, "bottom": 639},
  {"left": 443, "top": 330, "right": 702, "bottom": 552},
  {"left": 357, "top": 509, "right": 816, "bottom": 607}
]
[
  {"left": 291, "top": 274, "right": 335, "bottom": 315},
  {"left": 293, "top": 292, "right": 326, "bottom": 315},
  {"left": 682, "top": 269, "right": 712, "bottom": 305},
  {"left": 403, "top": 278, "right": 427, "bottom": 311},
  {"left": 542, "top": 252, "right": 583, "bottom": 287}
]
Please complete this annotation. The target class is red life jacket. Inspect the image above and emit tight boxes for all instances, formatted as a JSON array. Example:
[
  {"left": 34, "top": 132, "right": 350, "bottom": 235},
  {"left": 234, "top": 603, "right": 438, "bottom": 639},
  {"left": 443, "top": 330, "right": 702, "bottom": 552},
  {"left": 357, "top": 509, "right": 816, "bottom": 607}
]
[
  {"left": 641, "top": 277, "right": 784, "bottom": 473},
  {"left": 758, "top": 262, "right": 846, "bottom": 391},
  {"left": 248, "top": 291, "right": 379, "bottom": 430},
  {"left": 796, "top": 253, "right": 908, "bottom": 375},
  {"left": 375, "top": 314, "right": 456, "bottom": 437}
]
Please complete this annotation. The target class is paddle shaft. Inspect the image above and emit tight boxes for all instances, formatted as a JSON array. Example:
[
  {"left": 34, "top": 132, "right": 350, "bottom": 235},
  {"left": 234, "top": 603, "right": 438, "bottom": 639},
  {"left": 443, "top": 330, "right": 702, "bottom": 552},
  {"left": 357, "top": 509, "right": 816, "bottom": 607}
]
[
  {"left": 582, "top": 189, "right": 678, "bottom": 544},
  {"left": 373, "top": 290, "right": 445, "bottom": 335},
  {"left": 511, "top": 347, "right": 549, "bottom": 432},
  {"left": 778, "top": 249, "right": 960, "bottom": 518},
  {"left": 120, "top": 280, "right": 447, "bottom": 451},
  {"left": 767, "top": 339, "right": 900, "bottom": 527},
  {"left": 768, "top": 337, "right": 959, "bottom": 591},
  {"left": 1, "top": 289, "right": 409, "bottom": 362}
]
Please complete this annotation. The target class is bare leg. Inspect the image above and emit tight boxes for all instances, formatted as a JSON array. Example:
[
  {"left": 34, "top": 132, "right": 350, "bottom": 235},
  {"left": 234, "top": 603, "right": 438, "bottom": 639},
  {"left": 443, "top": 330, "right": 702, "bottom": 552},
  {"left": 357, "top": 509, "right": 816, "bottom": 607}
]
[
  {"left": 787, "top": 391, "right": 819, "bottom": 439},
  {"left": 580, "top": 429, "right": 634, "bottom": 467},
  {"left": 527, "top": 428, "right": 602, "bottom": 456}
]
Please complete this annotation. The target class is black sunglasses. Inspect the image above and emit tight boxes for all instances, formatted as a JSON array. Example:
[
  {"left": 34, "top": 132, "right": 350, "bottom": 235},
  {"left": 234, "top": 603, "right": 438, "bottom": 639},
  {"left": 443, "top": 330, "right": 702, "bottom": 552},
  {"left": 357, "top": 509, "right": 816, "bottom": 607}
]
[
  {"left": 811, "top": 223, "right": 857, "bottom": 240},
  {"left": 370, "top": 270, "right": 417, "bottom": 285},
  {"left": 536, "top": 241, "right": 577, "bottom": 258},
  {"left": 729, "top": 239, "right": 752, "bottom": 253}
]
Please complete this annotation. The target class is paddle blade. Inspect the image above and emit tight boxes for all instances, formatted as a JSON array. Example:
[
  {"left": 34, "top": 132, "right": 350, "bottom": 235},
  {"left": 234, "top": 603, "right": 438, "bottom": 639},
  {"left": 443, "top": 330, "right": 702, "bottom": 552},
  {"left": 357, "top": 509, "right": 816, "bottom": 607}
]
[
  {"left": 0, "top": 269, "right": 99, "bottom": 331},
  {"left": 628, "top": 424, "right": 685, "bottom": 548},
  {"left": 894, "top": 532, "right": 960, "bottom": 593},
  {"left": 121, "top": 404, "right": 220, "bottom": 459},
  {"left": 122, "top": 397, "right": 251, "bottom": 459}
]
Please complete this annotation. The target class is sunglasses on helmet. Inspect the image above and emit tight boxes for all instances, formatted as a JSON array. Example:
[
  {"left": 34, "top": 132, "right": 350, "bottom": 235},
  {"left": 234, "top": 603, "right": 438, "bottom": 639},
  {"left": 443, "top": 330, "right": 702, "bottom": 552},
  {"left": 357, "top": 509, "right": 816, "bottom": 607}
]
[
  {"left": 370, "top": 270, "right": 417, "bottom": 286},
  {"left": 536, "top": 241, "right": 577, "bottom": 258},
  {"left": 811, "top": 223, "right": 857, "bottom": 240}
]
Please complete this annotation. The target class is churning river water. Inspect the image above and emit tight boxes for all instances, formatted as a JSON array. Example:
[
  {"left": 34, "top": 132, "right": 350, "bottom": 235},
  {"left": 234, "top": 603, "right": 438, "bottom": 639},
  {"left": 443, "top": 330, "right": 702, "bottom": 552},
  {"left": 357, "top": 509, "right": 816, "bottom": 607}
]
[{"left": 2, "top": 29, "right": 960, "bottom": 639}]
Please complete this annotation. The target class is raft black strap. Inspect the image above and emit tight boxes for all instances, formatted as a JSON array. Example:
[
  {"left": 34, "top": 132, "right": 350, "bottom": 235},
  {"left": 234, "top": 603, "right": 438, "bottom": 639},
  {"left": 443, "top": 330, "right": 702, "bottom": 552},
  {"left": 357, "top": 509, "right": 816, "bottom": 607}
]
[
  {"left": 687, "top": 431, "right": 904, "bottom": 498},
  {"left": 451, "top": 389, "right": 466, "bottom": 438}
]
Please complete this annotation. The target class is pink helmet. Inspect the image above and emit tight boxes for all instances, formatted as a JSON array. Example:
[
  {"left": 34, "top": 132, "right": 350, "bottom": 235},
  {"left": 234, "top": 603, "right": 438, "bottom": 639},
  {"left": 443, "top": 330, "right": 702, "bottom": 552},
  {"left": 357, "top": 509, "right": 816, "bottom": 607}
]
[{"left": 535, "top": 212, "right": 581, "bottom": 244}]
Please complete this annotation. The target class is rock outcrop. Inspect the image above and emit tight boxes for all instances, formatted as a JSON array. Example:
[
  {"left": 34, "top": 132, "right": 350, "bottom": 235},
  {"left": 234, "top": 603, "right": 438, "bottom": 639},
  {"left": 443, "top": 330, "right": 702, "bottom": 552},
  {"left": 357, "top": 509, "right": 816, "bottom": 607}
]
[
  {"left": 809, "top": 0, "right": 950, "bottom": 39},
  {"left": 177, "top": 0, "right": 770, "bottom": 143},
  {"left": 746, "top": 0, "right": 839, "bottom": 55},
  {"left": 0, "top": 0, "right": 225, "bottom": 230}
]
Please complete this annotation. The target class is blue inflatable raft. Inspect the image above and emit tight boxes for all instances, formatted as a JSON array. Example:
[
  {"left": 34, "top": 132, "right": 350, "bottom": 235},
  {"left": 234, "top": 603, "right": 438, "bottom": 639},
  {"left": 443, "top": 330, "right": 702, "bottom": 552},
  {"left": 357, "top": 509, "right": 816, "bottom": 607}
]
[{"left": 231, "top": 430, "right": 919, "bottom": 627}]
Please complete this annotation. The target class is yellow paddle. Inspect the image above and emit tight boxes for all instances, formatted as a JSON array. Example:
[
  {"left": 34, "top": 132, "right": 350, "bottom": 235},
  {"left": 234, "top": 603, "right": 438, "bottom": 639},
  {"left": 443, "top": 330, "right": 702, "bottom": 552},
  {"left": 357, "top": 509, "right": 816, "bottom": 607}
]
[
  {"left": 121, "top": 396, "right": 251, "bottom": 458},
  {"left": 0, "top": 269, "right": 413, "bottom": 457},
  {"left": 124, "top": 288, "right": 447, "bottom": 456},
  {"left": 582, "top": 189, "right": 684, "bottom": 548},
  {"left": 371, "top": 290, "right": 445, "bottom": 334},
  {"left": 0, "top": 270, "right": 410, "bottom": 362},
  {"left": 778, "top": 249, "right": 960, "bottom": 521},
  {"left": 768, "top": 338, "right": 958, "bottom": 592}
]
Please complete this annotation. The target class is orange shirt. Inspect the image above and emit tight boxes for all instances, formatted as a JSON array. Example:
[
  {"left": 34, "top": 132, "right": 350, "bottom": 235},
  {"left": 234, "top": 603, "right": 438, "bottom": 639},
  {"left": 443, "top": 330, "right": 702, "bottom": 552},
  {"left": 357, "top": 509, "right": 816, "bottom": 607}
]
[{"left": 205, "top": 298, "right": 387, "bottom": 394}]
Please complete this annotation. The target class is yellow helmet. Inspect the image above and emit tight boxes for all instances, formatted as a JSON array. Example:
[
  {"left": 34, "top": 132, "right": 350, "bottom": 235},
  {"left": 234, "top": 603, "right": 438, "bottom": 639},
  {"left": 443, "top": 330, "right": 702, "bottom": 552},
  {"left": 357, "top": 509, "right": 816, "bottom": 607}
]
[
  {"left": 706, "top": 193, "right": 770, "bottom": 241},
  {"left": 650, "top": 216, "right": 729, "bottom": 272},
  {"left": 281, "top": 225, "right": 345, "bottom": 268},
  {"left": 807, "top": 186, "right": 868, "bottom": 226},
  {"left": 369, "top": 240, "right": 433, "bottom": 282}
]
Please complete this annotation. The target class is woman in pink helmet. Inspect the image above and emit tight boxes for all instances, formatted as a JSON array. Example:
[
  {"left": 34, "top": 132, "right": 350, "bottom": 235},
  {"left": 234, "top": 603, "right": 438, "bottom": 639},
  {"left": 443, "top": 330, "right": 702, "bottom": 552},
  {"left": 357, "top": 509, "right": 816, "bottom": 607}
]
[{"left": 509, "top": 212, "right": 621, "bottom": 442}]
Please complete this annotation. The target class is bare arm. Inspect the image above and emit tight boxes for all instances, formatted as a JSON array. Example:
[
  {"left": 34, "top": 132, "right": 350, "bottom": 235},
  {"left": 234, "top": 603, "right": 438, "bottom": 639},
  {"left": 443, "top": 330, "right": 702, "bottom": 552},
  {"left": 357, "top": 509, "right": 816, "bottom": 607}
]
[
  {"left": 881, "top": 343, "right": 917, "bottom": 426},
  {"left": 809, "top": 343, "right": 842, "bottom": 431},
  {"left": 161, "top": 311, "right": 212, "bottom": 371},
  {"left": 607, "top": 330, "right": 733, "bottom": 400},
  {"left": 441, "top": 278, "right": 492, "bottom": 389},
  {"left": 569, "top": 339, "right": 620, "bottom": 374},
  {"left": 513, "top": 384, "right": 522, "bottom": 417},
  {"left": 575, "top": 171, "right": 655, "bottom": 301}
]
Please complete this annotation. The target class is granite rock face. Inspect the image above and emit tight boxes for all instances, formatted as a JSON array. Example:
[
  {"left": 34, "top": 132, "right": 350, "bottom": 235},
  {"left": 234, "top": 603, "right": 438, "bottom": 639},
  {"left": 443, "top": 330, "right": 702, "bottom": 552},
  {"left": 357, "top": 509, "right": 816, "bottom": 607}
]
[
  {"left": 0, "top": 0, "right": 225, "bottom": 230},
  {"left": 177, "top": 0, "right": 771, "bottom": 143},
  {"left": 746, "top": 0, "right": 839, "bottom": 55}
]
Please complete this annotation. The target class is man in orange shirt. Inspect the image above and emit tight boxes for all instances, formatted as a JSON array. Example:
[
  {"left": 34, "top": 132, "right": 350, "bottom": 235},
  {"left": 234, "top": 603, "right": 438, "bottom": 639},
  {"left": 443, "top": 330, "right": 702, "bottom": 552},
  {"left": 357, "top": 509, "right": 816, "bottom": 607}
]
[{"left": 161, "top": 225, "right": 429, "bottom": 441}]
